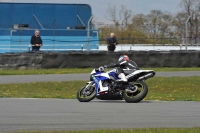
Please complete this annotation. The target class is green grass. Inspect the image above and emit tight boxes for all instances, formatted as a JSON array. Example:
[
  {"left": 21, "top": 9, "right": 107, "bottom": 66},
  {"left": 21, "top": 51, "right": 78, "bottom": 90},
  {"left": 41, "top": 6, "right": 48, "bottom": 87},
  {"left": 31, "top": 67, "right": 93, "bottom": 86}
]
[
  {"left": 0, "top": 67, "right": 200, "bottom": 75},
  {"left": 0, "top": 68, "right": 93, "bottom": 75},
  {"left": 0, "top": 81, "right": 83, "bottom": 99},
  {"left": 150, "top": 67, "right": 200, "bottom": 72},
  {"left": 10, "top": 128, "right": 200, "bottom": 133},
  {"left": 0, "top": 77, "right": 200, "bottom": 101},
  {"left": 146, "top": 77, "right": 200, "bottom": 101}
]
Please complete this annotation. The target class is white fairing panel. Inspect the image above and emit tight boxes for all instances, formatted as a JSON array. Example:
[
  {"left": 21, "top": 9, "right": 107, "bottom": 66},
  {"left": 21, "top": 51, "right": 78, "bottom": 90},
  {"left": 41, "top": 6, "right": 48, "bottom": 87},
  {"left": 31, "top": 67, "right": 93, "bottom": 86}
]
[
  {"left": 99, "top": 80, "right": 109, "bottom": 92},
  {"left": 90, "top": 70, "right": 110, "bottom": 93},
  {"left": 126, "top": 70, "right": 154, "bottom": 79},
  {"left": 91, "top": 69, "right": 96, "bottom": 74}
]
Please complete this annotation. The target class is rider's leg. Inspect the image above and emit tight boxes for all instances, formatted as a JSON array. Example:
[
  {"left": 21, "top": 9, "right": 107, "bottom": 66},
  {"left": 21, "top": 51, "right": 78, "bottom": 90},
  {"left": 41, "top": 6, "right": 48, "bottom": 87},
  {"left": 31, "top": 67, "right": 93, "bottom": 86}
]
[
  {"left": 118, "top": 73, "right": 127, "bottom": 82},
  {"left": 116, "top": 68, "right": 127, "bottom": 82}
]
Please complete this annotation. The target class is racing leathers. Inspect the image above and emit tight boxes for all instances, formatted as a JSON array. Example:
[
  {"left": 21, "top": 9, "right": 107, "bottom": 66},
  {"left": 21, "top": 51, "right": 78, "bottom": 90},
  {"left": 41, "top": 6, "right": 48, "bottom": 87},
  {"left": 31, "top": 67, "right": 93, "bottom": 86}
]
[{"left": 106, "top": 59, "right": 139, "bottom": 82}]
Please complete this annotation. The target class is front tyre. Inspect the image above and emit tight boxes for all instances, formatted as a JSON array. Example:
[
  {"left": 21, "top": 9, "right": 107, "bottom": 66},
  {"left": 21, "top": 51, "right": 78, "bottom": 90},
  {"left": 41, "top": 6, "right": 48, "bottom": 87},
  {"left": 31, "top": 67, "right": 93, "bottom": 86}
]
[
  {"left": 77, "top": 82, "right": 96, "bottom": 102},
  {"left": 123, "top": 81, "right": 148, "bottom": 103}
]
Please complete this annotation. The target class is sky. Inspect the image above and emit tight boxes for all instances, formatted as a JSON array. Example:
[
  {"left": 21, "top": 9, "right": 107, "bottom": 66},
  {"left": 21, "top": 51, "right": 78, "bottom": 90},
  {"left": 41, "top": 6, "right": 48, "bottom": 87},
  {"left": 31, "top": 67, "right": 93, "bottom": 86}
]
[{"left": 2, "top": 0, "right": 183, "bottom": 23}]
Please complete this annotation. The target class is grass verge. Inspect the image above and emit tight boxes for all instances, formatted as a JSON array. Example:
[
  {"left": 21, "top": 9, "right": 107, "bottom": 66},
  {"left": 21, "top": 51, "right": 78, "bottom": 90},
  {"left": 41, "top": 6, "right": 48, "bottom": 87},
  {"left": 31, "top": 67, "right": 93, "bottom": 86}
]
[
  {"left": 10, "top": 128, "right": 200, "bottom": 133},
  {"left": 0, "top": 68, "right": 92, "bottom": 75},
  {"left": 0, "top": 77, "right": 200, "bottom": 101},
  {"left": 0, "top": 67, "right": 200, "bottom": 75}
]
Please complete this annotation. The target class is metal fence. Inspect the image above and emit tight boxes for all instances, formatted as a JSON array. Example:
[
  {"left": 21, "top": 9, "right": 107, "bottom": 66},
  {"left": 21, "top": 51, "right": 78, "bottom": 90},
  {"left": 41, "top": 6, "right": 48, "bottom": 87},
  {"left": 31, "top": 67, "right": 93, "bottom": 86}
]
[
  {"left": 93, "top": 23, "right": 200, "bottom": 46},
  {"left": 0, "top": 24, "right": 99, "bottom": 53},
  {"left": 0, "top": 23, "right": 200, "bottom": 53}
]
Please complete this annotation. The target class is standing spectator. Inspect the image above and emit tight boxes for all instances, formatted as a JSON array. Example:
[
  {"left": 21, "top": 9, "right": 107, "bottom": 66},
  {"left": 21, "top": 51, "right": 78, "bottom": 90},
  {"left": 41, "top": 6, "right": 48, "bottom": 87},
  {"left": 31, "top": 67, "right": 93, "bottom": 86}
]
[
  {"left": 107, "top": 33, "right": 118, "bottom": 52},
  {"left": 30, "top": 30, "right": 43, "bottom": 51}
]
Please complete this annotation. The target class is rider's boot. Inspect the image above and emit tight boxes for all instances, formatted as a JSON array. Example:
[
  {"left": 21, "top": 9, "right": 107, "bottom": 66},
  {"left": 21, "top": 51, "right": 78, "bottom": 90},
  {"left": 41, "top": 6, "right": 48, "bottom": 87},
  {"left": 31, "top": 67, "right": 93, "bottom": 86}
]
[{"left": 117, "top": 73, "right": 128, "bottom": 82}]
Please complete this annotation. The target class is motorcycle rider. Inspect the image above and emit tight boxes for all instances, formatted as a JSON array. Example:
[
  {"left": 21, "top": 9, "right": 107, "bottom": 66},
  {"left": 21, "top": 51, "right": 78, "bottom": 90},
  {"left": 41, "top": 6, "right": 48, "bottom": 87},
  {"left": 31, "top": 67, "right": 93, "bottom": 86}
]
[{"left": 105, "top": 54, "right": 139, "bottom": 92}]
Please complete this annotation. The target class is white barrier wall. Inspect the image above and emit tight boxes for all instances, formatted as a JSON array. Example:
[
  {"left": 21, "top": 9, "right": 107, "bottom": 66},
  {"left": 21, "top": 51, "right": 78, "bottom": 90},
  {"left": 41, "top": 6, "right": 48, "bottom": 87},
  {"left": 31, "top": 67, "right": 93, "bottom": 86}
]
[{"left": 99, "top": 44, "right": 200, "bottom": 51}]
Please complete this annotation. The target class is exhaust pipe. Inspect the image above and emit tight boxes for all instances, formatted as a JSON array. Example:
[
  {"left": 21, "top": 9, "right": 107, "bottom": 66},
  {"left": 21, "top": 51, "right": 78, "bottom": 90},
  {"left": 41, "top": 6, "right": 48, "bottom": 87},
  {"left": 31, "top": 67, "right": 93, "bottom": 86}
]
[{"left": 138, "top": 71, "right": 156, "bottom": 81}]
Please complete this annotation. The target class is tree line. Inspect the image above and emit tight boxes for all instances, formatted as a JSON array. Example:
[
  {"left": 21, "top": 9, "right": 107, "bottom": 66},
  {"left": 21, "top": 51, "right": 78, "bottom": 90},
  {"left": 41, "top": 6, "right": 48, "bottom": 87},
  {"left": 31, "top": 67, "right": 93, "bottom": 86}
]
[{"left": 93, "top": 0, "right": 200, "bottom": 45}]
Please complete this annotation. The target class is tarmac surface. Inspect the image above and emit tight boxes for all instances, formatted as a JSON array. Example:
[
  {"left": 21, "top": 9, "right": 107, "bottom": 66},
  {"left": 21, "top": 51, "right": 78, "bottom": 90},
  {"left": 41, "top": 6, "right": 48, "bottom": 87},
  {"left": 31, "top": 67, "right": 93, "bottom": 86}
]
[
  {"left": 0, "top": 99, "right": 199, "bottom": 132},
  {"left": 1, "top": 71, "right": 200, "bottom": 84},
  {"left": 0, "top": 71, "right": 200, "bottom": 132}
]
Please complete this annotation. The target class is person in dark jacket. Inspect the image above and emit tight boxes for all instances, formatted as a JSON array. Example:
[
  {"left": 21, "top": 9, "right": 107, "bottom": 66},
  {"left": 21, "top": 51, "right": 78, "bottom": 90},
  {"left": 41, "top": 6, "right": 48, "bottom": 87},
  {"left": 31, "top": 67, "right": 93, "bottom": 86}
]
[
  {"left": 30, "top": 30, "right": 43, "bottom": 51},
  {"left": 107, "top": 33, "right": 118, "bottom": 51}
]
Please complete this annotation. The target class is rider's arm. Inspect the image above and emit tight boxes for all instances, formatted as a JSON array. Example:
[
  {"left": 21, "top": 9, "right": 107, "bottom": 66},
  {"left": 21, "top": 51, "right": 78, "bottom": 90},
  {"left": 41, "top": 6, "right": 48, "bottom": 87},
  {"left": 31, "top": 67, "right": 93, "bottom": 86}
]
[
  {"left": 106, "top": 63, "right": 120, "bottom": 68},
  {"left": 106, "top": 60, "right": 127, "bottom": 68},
  {"left": 118, "top": 60, "right": 127, "bottom": 65}
]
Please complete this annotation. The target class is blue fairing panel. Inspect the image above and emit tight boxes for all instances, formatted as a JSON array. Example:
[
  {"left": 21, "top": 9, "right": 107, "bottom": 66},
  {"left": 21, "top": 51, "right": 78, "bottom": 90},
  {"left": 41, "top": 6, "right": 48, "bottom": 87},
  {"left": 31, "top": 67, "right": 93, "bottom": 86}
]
[
  {"left": 109, "top": 72, "right": 119, "bottom": 80},
  {"left": 99, "top": 76, "right": 109, "bottom": 81}
]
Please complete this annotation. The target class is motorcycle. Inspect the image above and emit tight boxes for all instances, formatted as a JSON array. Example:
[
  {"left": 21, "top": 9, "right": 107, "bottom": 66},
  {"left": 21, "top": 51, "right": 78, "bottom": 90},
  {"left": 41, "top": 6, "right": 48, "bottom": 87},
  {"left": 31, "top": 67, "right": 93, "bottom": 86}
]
[{"left": 77, "top": 66, "right": 155, "bottom": 103}]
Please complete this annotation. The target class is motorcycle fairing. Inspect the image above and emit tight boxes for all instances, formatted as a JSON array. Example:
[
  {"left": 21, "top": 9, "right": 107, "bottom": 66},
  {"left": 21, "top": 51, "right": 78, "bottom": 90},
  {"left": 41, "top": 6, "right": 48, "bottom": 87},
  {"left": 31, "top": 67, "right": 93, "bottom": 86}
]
[
  {"left": 92, "top": 72, "right": 111, "bottom": 96},
  {"left": 126, "top": 70, "right": 155, "bottom": 79}
]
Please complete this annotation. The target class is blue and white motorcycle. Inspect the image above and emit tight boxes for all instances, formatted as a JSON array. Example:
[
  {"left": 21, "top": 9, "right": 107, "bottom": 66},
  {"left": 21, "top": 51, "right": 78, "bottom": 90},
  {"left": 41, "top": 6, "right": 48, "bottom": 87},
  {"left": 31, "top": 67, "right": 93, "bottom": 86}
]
[{"left": 77, "top": 66, "right": 155, "bottom": 103}]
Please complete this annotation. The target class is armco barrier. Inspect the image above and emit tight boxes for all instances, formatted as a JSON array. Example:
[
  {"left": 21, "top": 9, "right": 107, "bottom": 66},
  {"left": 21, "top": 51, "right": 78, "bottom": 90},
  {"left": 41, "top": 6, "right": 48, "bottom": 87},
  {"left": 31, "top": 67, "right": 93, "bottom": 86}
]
[{"left": 0, "top": 51, "right": 200, "bottom": 69}]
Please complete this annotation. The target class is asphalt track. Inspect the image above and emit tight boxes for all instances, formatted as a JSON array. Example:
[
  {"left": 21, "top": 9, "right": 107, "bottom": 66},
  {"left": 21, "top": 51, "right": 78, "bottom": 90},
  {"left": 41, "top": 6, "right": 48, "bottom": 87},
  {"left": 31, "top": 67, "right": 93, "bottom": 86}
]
[
  {"left": 0, "top": 71, "right": 200, "bottom": 132},
  {"left": 1, "top": 71, "right": 200, "bottom": 84},
  {"left": 0, "top": 99, "right": 199, "bottom": 132}
]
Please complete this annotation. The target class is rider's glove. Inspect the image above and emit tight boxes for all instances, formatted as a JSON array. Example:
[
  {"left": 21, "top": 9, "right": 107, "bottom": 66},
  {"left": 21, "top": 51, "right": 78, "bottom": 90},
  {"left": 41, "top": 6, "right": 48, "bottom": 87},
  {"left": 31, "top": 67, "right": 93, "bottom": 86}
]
[{"left": 99, "top": 66, "right": 105, "bottom": 72}]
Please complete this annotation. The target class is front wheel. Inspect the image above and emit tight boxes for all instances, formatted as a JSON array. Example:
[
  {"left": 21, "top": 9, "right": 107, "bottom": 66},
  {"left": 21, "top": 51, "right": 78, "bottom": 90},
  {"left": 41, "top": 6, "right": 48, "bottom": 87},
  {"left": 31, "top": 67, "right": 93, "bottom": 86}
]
[
  {"left": 123, "top": 81, "right": 148, "bottom": 103},
  {"left": 77, "top": 82, "right": 96, "bottom": 102}
]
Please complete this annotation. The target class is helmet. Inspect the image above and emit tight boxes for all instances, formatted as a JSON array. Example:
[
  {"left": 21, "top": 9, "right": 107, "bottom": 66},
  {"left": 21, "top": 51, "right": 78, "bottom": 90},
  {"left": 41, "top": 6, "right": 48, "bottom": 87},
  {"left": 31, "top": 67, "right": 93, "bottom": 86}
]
[{"left": 118, "top": 55, "right": 130, "bottom": 62}]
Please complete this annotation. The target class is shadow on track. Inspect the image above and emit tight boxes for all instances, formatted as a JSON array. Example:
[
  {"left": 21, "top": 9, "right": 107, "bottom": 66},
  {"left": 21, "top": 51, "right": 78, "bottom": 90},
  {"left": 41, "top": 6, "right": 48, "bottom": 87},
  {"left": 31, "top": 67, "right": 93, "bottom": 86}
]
[{"left": 91, "top": 100, "right": 152, "bottom": 104}]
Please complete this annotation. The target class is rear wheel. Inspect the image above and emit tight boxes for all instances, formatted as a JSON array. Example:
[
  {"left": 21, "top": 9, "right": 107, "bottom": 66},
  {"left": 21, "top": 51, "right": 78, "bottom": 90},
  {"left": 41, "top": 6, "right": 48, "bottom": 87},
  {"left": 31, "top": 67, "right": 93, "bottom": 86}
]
[
  {"left": 77, "top": 82, "right": 96, "bottom": 102},
  {"left": 123, "top": 81, "right": 148, "bottom": 103}
]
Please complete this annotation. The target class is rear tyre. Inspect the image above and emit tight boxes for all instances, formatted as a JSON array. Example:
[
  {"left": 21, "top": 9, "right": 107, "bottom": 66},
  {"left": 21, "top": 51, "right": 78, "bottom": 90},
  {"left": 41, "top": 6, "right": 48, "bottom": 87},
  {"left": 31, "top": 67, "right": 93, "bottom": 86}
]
[
  {"left": 77, "top": 82, "right": 96, "bottom": 102},
  {"left": 123, "top": 81, "right": 148, "bottom": 103}
]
